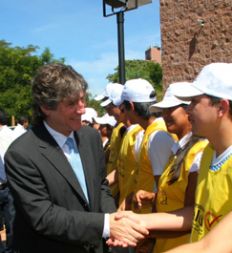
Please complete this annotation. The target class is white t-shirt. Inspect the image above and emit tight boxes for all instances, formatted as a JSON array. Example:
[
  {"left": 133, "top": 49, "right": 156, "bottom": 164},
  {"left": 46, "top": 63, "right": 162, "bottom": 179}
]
[
  {"left": 12, "top": 123, "right": 27, "bottom": 140},
  {"left": 0, "top": 125, "right": 15, "bottom": 160},
  {"left": 134, "top": 129, "right": 144, "bottom": 161},
  {"left": 148, "top": 129, "right": 175, "bottom": 176}
]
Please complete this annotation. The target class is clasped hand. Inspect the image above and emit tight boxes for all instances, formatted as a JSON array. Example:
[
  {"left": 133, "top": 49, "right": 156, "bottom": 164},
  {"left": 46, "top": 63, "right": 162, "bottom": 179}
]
[{"left": 107, "top": 211, "right": 149, "bottom": 248}]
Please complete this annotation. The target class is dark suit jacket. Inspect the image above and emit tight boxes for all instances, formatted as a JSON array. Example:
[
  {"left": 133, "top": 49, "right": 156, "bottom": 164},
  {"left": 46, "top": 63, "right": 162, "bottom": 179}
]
[{"left": 5, "top": 123, "right": 116, "bottom": 253}]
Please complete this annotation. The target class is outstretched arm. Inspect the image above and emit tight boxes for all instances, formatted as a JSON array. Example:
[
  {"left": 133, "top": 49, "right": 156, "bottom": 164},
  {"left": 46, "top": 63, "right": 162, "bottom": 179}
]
[
  {"left": 107, "top": 207, "right": 193, "bottom": 247},
  {"left": 116, "top": 206, "right": 193, "bottom": 232}
]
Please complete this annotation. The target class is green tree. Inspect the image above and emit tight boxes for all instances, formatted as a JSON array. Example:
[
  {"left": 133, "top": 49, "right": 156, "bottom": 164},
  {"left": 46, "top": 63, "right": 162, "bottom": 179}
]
[
  {"left": 107, "top": 59, "right": 163, "bottom": 99},
  {"left": 0, "top": 40, "right": 64, "bottom": 123},
  {"left": 86, "top": 92, "right": 105, "bottom": 116}
]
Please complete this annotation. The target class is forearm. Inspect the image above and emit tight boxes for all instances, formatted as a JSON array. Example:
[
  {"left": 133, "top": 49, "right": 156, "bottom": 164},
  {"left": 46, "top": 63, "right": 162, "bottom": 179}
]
[{"left": 140, "top": 206, "right": 194, "bottom": 231}]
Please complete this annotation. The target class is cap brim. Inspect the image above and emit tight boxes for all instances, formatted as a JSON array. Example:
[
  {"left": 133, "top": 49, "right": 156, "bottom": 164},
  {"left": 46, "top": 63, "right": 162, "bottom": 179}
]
[
  {"left": 149, "top": 100, "right": 180, "bottom": 113},
  {"left": 100, "top": 98, "right": 112, "bottom": 107},
  {"left": 81, "top": 115, "right": 93, "bottom": 123},
  {"left": 173, "top": 83, "right": 204, "bottom": 101},
  {"left": 149, "top": 99, "right": 190, "bottom": 113},
  {"left": 94, "top": 116, "right": 116, "bottom": 127},
  {"left": 94, "top": 117, "right": 107, "bottom": 125}
]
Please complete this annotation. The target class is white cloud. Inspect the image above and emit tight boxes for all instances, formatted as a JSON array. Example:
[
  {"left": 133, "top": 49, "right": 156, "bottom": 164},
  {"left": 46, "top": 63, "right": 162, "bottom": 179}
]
[
  {"left": 68, "top": 52, "right": 118, "bottom": 96},
  {"left": 68, "top": 46, "right": 152, "bottom": 96}
]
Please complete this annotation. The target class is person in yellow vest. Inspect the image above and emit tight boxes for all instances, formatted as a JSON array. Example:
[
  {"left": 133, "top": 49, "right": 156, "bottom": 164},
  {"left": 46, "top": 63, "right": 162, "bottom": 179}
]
[
  {"left": 118, "top": 119, "right": 145, "bottom": 212},
  {"left": 162, "top": 63, "right": 232, "bottom": 252},
  {"left": 95, "top": 83, "right": 126, "bottom": 202},
  {"left": 101, "top": 93, "right": 143, "bottom": 211},
  {"left": 119, "top": 79, "right": 175, "bottom": 252},
  {"left": 120, "top": 79, "right": 175, "bottom": 213},
  {"left": 171, "top": 62, "right": 232, "bottom": 243},
  {"left": 117, "top": 117, "right": 143, "bottom": 210},
  {"left": 132, "top": 82, "right": 207, "bottom": 252},
  {"left": 164, "top": 211, "right": 232, "bottom": 253}
]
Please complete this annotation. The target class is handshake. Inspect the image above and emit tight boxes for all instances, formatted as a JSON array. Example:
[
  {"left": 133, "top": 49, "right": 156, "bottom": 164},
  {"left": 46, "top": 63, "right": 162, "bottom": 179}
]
[{"left": 108, "top": 211, "right": 149, "bottom": 248}]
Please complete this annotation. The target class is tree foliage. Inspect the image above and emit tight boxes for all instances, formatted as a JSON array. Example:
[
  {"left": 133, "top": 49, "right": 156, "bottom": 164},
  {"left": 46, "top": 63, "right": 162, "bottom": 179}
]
[
  {"left": 86, "top": 92, "right": 105, "bottom": 116},
  {"left": 107, "top": 59, "right": 163, "bottom": 98},
  {"left": 0, "top": 40, "right": 64, "bottom": 123}
]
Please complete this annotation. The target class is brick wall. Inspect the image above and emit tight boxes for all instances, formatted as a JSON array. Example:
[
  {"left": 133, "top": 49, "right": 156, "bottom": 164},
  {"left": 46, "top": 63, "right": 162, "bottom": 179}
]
[
  {"left": 160, "top": 0, "right": 232, "bottom": 88},
  {"left": 145, "top": 47, "right": 162, "bottom": 64}
]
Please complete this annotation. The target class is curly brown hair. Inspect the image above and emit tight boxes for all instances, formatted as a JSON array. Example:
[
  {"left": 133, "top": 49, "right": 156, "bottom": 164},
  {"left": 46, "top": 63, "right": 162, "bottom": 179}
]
[{"left": 32, "top": 63, "right": 88, "bottom": 124}]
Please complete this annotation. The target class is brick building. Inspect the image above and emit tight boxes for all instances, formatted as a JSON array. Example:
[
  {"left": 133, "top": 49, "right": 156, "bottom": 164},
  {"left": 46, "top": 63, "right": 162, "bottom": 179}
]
[
  {"left": 160, "top": 0, "right": 232, "bottom": 87},
  {"left": 145, "top": 46, "right": 161, "bottom": 64}
]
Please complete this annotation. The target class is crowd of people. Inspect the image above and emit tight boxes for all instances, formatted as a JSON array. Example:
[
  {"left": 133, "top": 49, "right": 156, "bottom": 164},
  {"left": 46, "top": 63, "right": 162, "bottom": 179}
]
[{"left": 0, "top": 62, "right": 231, "bottom": 253}]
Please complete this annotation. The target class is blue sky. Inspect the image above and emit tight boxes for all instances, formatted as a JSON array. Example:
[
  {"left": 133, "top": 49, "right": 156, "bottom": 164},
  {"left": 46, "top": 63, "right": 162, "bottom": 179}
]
[{"left": 0, "top": 0, "right": 160, "bottom": 96}]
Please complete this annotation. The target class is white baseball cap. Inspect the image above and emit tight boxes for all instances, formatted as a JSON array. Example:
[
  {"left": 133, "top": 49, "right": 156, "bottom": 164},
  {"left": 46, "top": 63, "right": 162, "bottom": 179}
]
[
  {"left": 173, "top": 63, "right": 232, "bottom": 101},
  {"left": 100, "top": 83, "right": 124, "bottom": 107},
  {"left": 94, "top": 82, "right": 115, "bottom": 101},
  {"left": 121, "top": 78, "right": 156, "bottom": 103},
  {"left": 149, "top": 82, "right": 191, "bottom": 113},
  {"left": 94, "top": 113, "right": 117, "bottom": 127},
  {"left": 81, "top": 107, "right": 98, "bottom": 124}
]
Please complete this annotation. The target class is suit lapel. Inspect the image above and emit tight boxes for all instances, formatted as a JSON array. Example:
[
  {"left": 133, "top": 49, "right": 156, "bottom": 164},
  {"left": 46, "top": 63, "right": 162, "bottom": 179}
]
[{"left": 33, "top": 124, "right": 89, "bottom": 207}]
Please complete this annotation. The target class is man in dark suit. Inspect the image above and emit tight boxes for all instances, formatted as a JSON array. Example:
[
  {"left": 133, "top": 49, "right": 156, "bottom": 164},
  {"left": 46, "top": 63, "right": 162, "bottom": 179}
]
[{"left": 4, "top": 63, "right": 148, "bottom": 253}]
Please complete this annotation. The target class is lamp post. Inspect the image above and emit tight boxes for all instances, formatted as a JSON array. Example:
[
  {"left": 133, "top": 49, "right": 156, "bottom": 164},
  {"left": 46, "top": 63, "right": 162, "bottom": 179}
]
[{"left": 103, "top": 0, "right": 152, "bottom": 85}]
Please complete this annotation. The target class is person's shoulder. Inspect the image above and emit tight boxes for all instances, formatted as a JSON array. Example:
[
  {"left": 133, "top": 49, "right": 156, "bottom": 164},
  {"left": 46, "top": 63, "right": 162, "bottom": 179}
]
[
  {"left": 7, "top": 128, "right": 35, "bottom": 151},
  {"left": 150, "top": 129, "right": 173, "bottom": 142},
  {"left": 78, "top": 125, "right": 98, "bottom": 135},
  {"left": 77, "top": 126, "right": 102, "bottom": 148}
]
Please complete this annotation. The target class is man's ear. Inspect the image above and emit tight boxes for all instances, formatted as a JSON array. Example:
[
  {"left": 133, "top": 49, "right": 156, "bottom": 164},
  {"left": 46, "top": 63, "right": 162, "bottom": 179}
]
[
  {"left": 218, "top": 99, "right": 230, "bottom": 117},
  {"left": 40, "top": 105, "right": 51, "bottom": 117}
]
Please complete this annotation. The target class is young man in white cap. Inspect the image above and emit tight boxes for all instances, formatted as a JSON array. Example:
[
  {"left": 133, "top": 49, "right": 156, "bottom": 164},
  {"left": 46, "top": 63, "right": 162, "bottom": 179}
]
[
  {"left": 100, "top": 83, "right": 144, "bottom": 213},
  {"left": 120, "top": 78, "right": 175, "bottom": 214},
  {"left": 97, "top": 85, "right": 144, "bottom": 214},
  {"left": 171, "top": 62, "right": 232, "bottom": 243}
]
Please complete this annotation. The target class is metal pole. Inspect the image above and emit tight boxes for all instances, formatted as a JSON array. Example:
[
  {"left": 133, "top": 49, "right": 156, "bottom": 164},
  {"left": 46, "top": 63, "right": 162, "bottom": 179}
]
[{"left": 116, "top": 11, "right": 126, "bottom": 85}]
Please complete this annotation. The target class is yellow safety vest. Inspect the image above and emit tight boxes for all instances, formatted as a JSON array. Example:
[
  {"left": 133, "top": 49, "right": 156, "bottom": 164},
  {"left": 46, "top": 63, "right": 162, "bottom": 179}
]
[
  {"left": 117, "top": 125, "right": 143, "bottom": 205},
  {"left": 154, "top": 139, "right": 207, "bottom": 253},
  {"left": 106, "top": 122, "right": 124, "bottom": 197},
  {"left": 191, "top": 144, "right": 232, "bottom": 242},
  {"left": 133, "top": 119, "right": 167, "bottom": 213}
]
